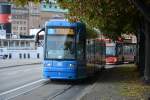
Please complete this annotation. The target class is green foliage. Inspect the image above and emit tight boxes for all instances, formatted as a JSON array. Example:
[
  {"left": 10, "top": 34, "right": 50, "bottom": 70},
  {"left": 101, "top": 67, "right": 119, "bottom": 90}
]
[
  {"left": 57, "top": 0, "right": 140, "bottom": 40},
  {"left": 11, "top": 0, "right": 28, "bottom": 6},
  {"left": 11, "top": 0, "right": 41, "bottom": 6},
  {"left": 86, "top": 27, "right": 98, "bottom": 39}
]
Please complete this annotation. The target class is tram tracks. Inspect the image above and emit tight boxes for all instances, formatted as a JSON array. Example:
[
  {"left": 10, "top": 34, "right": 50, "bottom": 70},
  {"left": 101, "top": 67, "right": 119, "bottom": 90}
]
[
  {"left": 0, "top": 79, "right": 76, "bottom": 100},
  {"left": 0, "top": 79, "right": 48, "bottom": 100},
  {"left": 47, "top": 85, "right": 74, "bottom": 100}
]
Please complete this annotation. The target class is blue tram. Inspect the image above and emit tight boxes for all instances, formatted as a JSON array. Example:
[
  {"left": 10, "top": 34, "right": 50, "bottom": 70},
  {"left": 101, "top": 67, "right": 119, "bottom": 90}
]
[{"left": 41, "top": 19, "right": 105, "bottom": 80}]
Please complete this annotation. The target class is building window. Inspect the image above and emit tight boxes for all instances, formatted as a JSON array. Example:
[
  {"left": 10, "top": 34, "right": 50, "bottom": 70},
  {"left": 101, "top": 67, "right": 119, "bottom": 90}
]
[
  {"left": 4, "top": 41, "right": 8, "bottom": 47},
  {"left": 37, "top": 53, "right": 40, "bottom": 59},
  {"left": 10, "top": 41, "right": 15, "bottom": 47},
  {"left": 16, "top": 41, "right": 19, "bottom": 46},
  {"left": 24, "top": 53, "right": 26, "bottom": 59},
  {"left": 43, "top": 5, "right": 46, "bottom": 8},
  {"left": 49, "top": 2, "right": 52, "bottom": 8},
  {"left": 28, "top": 53, "right": 30, "bottom": 59},
  {"left": 0, "top": 41, "right": 1, "bottom": 47},
  {"left": 19, "top": 54, "right": 22, "bottom": 59},
  {"left": 26, "top": 42, "right": 30, "bottom": 47},
  {"left": 55, "top": 6, "right": 57, "bottom": 8},
  {"left": 9, "top": 53, "right": 12, "bottom": 59},
  {"left": 21, "top": 41, "right": 25, "bottom": 47}
]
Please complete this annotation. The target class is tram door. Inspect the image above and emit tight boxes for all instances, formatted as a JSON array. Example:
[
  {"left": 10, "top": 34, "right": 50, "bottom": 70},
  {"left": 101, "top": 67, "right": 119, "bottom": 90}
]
[
  {"left": 76, "top": 28, "right": 86, "bottom": 78},
  {"left": 116, "top": 43, "right": 123, "bottom": 63}
]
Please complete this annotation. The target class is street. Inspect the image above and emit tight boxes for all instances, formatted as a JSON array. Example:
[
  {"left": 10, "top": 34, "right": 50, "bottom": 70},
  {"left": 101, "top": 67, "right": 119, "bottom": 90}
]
[
  {"left": 0, "top": 62, "right": 149, "bottom": 100},
  {"left": 0, "top": 63, "right": 95, "bottom": 100},
  {"left": 10, "top": 81, "right": 91, "bottom": 100},
  {"left": 0, "top": 64, "right": 42, "bottom": 93}
]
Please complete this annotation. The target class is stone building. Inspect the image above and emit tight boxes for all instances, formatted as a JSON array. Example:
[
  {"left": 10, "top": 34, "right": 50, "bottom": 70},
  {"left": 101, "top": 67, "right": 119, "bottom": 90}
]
[{"left": 11, "top": 5, "right": 29, "bottom": 36}]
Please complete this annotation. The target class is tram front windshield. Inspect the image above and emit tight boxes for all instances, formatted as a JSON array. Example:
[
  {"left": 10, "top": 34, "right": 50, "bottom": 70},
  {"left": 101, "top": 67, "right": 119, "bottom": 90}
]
[
  {"left": 45, "top": 28, "right": 75, "bottom": 59},
  {"left": 106, "top": 46, "right": 116, "bottom": 56}
]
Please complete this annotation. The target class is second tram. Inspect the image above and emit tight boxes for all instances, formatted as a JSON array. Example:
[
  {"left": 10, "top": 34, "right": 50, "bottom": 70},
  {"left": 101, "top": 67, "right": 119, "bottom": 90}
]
[{"left": 105, "top": 41, "right": 136, "bottom": 64}]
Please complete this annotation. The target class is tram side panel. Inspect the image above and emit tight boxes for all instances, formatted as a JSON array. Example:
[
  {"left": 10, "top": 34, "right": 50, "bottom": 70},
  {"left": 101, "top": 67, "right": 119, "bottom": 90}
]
[
  {"left": 123, "top": 43, "right": 136, "bottom": 63},
  {"left": 86, "top": 39, "right": 106, "bottom": 76},
  {"left": 86, "top": 40, "right": 95, "bottom": 76},
  {"left": 94, "top": 40, "right": 105, "bottom": 70}
]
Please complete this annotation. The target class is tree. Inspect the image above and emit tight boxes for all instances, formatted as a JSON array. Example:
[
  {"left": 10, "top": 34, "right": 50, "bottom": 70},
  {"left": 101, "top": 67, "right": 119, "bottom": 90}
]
[
  {"left": 130, "top": 0, "right": 150, "bottom": 83},
  {"left": 58, "top": 0, "right": 139, "bottom": 38}
]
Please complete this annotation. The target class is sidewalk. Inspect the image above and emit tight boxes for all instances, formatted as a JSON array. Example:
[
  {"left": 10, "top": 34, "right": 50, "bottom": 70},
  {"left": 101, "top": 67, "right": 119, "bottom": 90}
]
[
  {"left": 80, "top": 64, "right": 150, "bottom": 100},
  {"left": 0, "top": 59, "right": 42, "bottom": 68}
]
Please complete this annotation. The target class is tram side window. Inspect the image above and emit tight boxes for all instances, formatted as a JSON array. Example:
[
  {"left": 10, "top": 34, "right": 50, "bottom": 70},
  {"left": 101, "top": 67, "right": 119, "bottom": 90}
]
[
  {"left": 95, "top": 42, "right": 100, "bottom": 63},
  {"left": 117, "top": 46, "right": 122, "bottom": 55},
  {"left": 86, "top": 41, "right": 91, "bottom": 63},
  {"left": 76, "top": 34, "right": 86, "bottom": 60}
]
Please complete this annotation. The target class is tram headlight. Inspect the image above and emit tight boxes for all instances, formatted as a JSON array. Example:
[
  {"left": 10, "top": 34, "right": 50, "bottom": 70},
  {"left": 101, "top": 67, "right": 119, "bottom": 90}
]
[
  {"left": 47, "top": 63, "right": 51, "bottom": 66},
  {"left": 45, "top": 63, "right": 51, "bottom": 67},
  {"left": 69, "top": 64, "right": 75, "bottom": 67}
]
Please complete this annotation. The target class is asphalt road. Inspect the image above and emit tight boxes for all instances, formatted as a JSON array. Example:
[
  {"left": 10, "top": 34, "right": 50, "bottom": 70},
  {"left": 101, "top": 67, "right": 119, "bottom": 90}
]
[
  {"left": 0, "top": 64, "right": 43, "bottom": 93},
  {"left": 0, "top": 64, "right": 102, "bottom": 100},
  {"left": 10, "top": 80, "right": 94, "bottom": 100}
]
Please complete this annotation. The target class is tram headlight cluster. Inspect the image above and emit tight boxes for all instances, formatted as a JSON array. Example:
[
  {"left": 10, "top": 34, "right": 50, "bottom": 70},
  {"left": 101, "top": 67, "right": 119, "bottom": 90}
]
[
  {"left": 44, "top": 63, "right": 51, "bottom": 67},
  {"left": 69, "top": 64, "right": 76, "bottom": 67}
]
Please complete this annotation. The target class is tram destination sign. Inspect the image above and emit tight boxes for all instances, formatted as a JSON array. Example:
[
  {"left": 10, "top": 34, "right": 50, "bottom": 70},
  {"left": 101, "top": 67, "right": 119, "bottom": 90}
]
[{"left": 48, "top": 28, "right": 74, "bottom": 35}]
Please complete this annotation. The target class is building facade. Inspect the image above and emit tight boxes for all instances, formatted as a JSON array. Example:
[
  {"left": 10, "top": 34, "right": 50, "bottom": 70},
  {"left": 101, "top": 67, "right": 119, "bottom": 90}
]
[
  {"left": 11, "top": 1, "right": 67, "bottom": 36},
  {"left": 0, "top": 38, "right": 43, "bottom": 60},
  {"left": 28, "top": 2, "right": 41, "bottom": 29},
  {"left": 40, "top": 0, "right": 66, "bottom": 27},
  {"left": 11, "top": 5, "right": 29, "bottom": 36}
]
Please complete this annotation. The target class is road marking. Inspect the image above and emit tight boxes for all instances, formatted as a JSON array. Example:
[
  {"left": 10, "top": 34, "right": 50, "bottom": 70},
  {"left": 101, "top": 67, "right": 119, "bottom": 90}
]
[
  {"left": 0, "top": 67, "right": 41, "bottom": 76},
  {"left": 0, "top": 79, "right": 47, "bottom": 100},
  {"left": 0, "top": 66, "right": 42, "bottom": 72},
  {"left": 0, "top": 63, "right": 42, "bottom": 70}
]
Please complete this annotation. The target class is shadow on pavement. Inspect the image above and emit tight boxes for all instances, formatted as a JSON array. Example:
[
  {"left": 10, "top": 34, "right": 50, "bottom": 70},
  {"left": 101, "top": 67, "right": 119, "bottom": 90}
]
[{"left": 96, "top": 64, "right": 139, "bottom": 83}]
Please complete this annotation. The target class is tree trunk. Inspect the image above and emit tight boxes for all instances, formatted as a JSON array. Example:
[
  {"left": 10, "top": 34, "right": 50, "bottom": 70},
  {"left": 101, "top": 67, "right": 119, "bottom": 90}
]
[
  {"left": 136, "top": 17, "right": 145, "bottom": 76},
  {"left": 138, "top": 29, "right": 145, "bottom": 76},
  {"left": 144, "top": 20, "right": 150, "bottom": 82}
]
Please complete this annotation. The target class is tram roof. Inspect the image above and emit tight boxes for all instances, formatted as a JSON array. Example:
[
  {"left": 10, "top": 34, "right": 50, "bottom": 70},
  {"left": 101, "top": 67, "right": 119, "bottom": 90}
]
[{"left": 46, "top": 20, "right": 83, "bottom": 28}]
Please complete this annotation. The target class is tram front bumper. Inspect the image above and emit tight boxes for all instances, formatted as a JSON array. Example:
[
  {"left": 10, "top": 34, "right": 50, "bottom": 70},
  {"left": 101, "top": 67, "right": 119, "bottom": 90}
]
[
  {"left": 43, "top": 67, "right": 78, "bottom": 80},
  {"left": 43, "top": 71, "right": 77, "bottom": 80}
]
